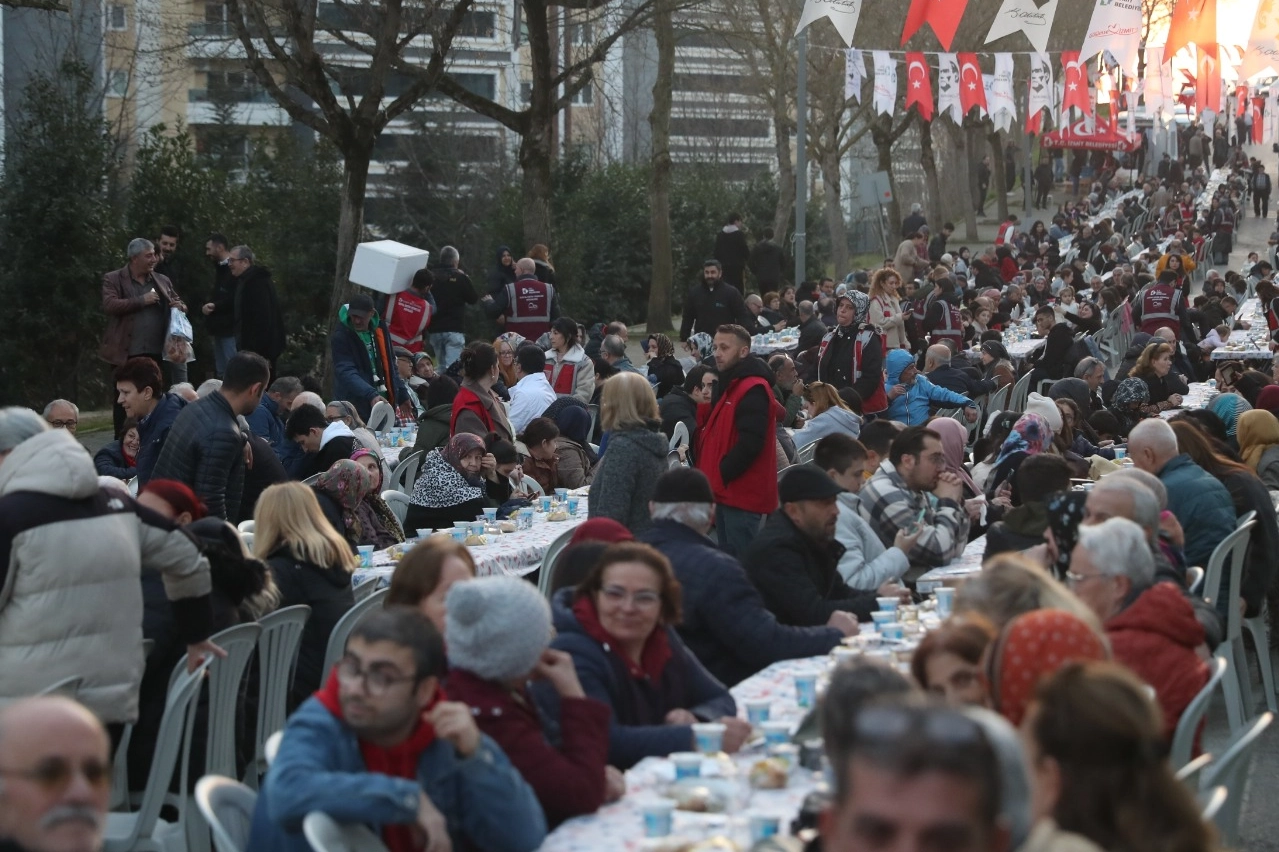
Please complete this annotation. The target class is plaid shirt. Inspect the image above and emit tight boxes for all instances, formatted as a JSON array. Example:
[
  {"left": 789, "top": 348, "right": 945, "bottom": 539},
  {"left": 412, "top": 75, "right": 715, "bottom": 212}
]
[{"left": 858, "top": 461, "right": 970, "bottom": 568}]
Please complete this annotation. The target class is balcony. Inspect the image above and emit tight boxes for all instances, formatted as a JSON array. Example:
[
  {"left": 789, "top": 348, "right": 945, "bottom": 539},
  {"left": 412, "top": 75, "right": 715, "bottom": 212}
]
[{"left": 186, "top": 89, "right": 291, "bottom": 126}]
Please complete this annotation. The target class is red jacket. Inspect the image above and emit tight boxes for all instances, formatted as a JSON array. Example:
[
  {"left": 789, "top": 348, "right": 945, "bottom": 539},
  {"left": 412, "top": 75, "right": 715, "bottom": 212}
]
[
  {"left": 695, "top": 368, "right": 778, "bottom": 514},
  {"left": 445, "top": 668, "right": 611, "bottom": 827},
  {"left": 450, "top": 386, "right": 494, "bottom": 435},
  {"left": 1107, "top": 582, "right": 1209, "bottom": 743}
]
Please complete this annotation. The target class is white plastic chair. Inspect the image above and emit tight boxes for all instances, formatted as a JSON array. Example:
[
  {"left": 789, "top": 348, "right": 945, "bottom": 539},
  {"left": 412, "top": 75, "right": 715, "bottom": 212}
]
[
  {"left": 1171, "top": 655, "right": 1228, "bottom": 770},
  {"left": 521, "top": 476, "right": 546, "bottom": 496},
  {"left": 236, "top": 520, "right": 255, "bottom": 534},
  {"left": 264, "top": 731, "right": 283, "bottom": 767},
  {"left": 302, "top": 811, "right": 390, "bottom": 852},
  {"left": 1243, "top": 601, "right": 1278, "bottom": 715},
  {"left": 1186, "top": 565, "right": 1205, "bottom": 597},
  {"left": 796, "top": 443, "right": 817, "bottom": 464},
  {"left": 1202, "top": 522, "right": 1257, "bottom": 720},
  {"left": 367, "top": 400, "right": 395, "bottom": 432},
  {"left": 381, "top": 491, "right": 410, "bottom": 527},
  {"left": 201, "top": 623, "right": 263, "bottom": 780},
  {"left": 1199, "top": 786, "right": 1228, "bottom": 824},
  {"left": 1007, "top": 372, "right": 1033, "bottom": 413},
  {"left": 195, "top": 776, "right": 256, "bottom": 852},
  {"left": 389, "top": 450, "right": 424, "bottom": 495},
  {"left": 1175, "top": 752, "right": 1213, "bottom": 789},
  {"left": 986, "top": 383, "right": 1011, "bottom": 414},
  {"left": 103, "top": 658, "right": 211, "bottom": 852},
  {"left": 246, "top": 606, "right": 311, "bottom": 788},
  {"left": 536, "top": 527, "right": 579, "bottom": 600},
  {"left": 322, "top": 588, "right": 390, "bottom": 678},
  {"left": 352, "top": 576, "right": 381, "bottom": 604},
  {"left": 37, "top": 675, "right": 83, "bottom": 698},
  {"left": 1200, "top": 712, "right": 1273, "bottom": 846},
  {"left": 669, "top": 420, "right": 690, "bottom": 453}
]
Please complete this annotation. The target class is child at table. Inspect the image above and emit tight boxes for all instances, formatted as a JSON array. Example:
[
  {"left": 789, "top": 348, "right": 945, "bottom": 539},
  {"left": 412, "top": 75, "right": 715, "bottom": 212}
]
[{"left": 1198, "top": 323, "right": 1233, "bottom": 355}]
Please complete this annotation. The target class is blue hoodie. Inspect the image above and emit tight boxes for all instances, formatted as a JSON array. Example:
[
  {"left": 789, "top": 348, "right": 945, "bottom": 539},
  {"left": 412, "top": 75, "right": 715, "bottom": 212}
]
[
  {"left": 883, "top": 349, "right": 973, "bottom": 426},
  {"left": 793, "top": 406, "right": 863, "bottom": 449}
]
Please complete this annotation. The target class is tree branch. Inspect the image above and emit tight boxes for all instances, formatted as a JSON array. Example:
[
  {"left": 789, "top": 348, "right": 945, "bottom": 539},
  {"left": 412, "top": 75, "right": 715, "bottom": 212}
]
[{"left": 0, "top": 0, "right": 68, "bottom": 10}]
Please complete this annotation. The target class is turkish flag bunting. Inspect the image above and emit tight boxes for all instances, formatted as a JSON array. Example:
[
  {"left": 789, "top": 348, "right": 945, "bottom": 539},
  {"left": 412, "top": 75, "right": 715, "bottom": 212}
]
[
  {"left": 1026, "top": 110, "right": 1043, "bottom": 134},
  {"left": 1061, "top": 51, "right": 1093, "bottom": 116},
  {"left": 904, "top": 53, "right": 935, "bottom": 121},
  {"left": 1165, "top": 0, "right": 1217, "bottom": 62},
  {"left": 1197, "top": 51, "right": 1221, "bottom": 114},
  {"left": 901, "top": 0, "right": 969, "bottom": 51},
  {"left": 1237, "top": 85, "right": 1249, "bottom": 115},
  {"left": 957, "top": 53, "right": 987, "bottom": 115}
]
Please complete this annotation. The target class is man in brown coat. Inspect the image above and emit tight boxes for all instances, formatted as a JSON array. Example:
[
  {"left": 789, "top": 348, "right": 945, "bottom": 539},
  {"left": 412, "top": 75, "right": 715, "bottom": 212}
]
[{"left": 101, "top": 237, "right": 188, "bottom": 432}]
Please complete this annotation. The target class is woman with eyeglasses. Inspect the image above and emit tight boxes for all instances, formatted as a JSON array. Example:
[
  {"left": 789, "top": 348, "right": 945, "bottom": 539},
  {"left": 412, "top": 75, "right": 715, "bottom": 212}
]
[
  {"left": 1022, "top": 661, "right": 1213, "bottom": 852},
  {"left": 255, "top": 481, "right": 357, "bottom": 708},
  {"left": 541, "top": 542, "right": 746, "bottom": 769}
]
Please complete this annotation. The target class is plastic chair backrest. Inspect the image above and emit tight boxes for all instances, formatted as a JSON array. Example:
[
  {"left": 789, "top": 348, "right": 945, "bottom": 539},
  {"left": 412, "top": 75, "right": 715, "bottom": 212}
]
[
  {"left": 302, "top": 473, "right": 321, "bottom": 486},
  {"left": 352, "top": 576, "right": 380, "bottom": 603},
  {"left": 240, "top": 532, "right": 254, "bottom": 551},
  {"left": 1175, "top": 752, "right": 1213, "bottom": 788},
  {"left": 587, "top": 404, "right": 600, "bottom": 439},
  {"left": 367, "top": 400, "right": 395, "bottom": 433},
  {"left": 110, "top": 658, "right": 211, "bottom": 850},
  {"left": 1199, "top": 786, "right": 1228, "bottom": 823},
  {"left": 1170, "top": 655, "right": 1227, "bottom": 770},
  {"left": 264, "top": 731, "right": 283, "bottom": 767},
  {"left": 195, "top": 775, "right": 256, "bottom": 852},
  {"left": 381, "top": 491, "right": 410, "bottom": 526},
  {"left": 797, "top": 443, "right": 817, "bottom": 464},
  {"left": 1237, "top": 509, "right": 1256, "bottom": 529},
  {"left": 1186, "top": 565, "right": 1205, "bottom": 597},
  {"left": 322, "top": 588, "right": 390, "bottom": 678},
  {"left": 302, "top": 811, "right": 390, "bottom": 852},
  {"left": 1201, "top": 712, "right": 1273, "bottom": 846},
  {"left": 1007, "top": 372, "right": 1033, "bottom": 413},
  {"left": 670, "top": 420, "right": 690, "bottom": 452},
  {"left": 390, "top": 450, "right": 424, "bottom": 495},
  {"left": 522, "top": 476, "right": 546, "bottom": 496},
  {"left": 37, "top": 675, "right": 82, "bottom": 698},
  {"left": 667, "top": 450, "right": 683, "bottom": 470},
  {"left": 537, "top": 526, "right": 579, "bottom": 599},
  {"left": 986, "top": 383, "right": 1011, "bottom": 413},
  {"left": 250, "top": 606, "right": 311, "bottom": 786},
  {"left": 203, "top": 623, "right": 263, "bottom": 780},
  {"left": 237, "top": 520, "right": 255, "bottom": 534},
  {"left": 1202, "top": 523, "right": 1253, "bottom": 618}
]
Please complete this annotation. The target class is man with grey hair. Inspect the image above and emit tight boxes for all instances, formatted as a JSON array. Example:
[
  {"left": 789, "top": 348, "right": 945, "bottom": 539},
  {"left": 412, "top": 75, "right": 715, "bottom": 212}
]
[
  {"left": 1073, "top": 356, "right": 1106, "bottom": 411},
  {"left": 291, "top": 391, "right": 326, "bottom": 413},
  {"left": 169, "top": 382, "right": 198, "bottom": 402},
  {"left": 100, "top": 237, "right": 188, "bottom": 433},
  {"left": 429, "top": 245, "right": 477, "bottom": 370},
  {"left": 796, "top": 299, "right": 827, "bottom": 354},
  {"left": 599, "top": 335, "right": 640, "bottom": 375},
  {"left": 1069, "top": 517, "right": 1210, "bottom": 741},
  {"left": 485, "top": 256, "right": 559, "bottom": 341},
  {"left": 637, "top": 466, "right": 854, "bottom": 686},
  {"left": 1128, "top": 418, "right": 1235, "bottom": 568},
  {"left": 42, "top": 399, "right": 80, "bottom": 435},
  {"left": 228, "top": 245, "right": 287, "bottom": 374},
  {"left": 196, "top": 379, "right": 222, "bottom": 398}
]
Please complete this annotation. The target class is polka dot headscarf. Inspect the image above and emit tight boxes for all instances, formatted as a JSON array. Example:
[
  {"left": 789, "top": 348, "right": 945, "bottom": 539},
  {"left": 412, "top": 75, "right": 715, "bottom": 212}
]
[{"left": 987, "top": 609, "right": 1108, "bottom": 727}]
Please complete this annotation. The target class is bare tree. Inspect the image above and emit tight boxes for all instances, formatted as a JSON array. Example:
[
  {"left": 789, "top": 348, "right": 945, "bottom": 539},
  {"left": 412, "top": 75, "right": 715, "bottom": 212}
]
[{"left": 221, "top": 0, "right": 474, "bottom": 320}]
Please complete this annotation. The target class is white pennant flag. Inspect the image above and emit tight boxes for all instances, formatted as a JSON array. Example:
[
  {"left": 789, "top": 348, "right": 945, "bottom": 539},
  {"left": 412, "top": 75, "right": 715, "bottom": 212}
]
[
  {"left": 845, "top": 49, "right": 866, "bottom": 102},
  {"left": 936, "top": 53, "right": 962, "bottom": 123},
  {"left": 988, "top": 53, "right": 1017, "bottom": 132},
  {"left": 1028, "top": 52, "right": 1054, "bottom": 123},
  {"left": 1125, "top": 90, "right": 1138, "bottom": 135},
  {"left": 795, "top": 0, "right": 863, "bottom": 46},
  {"left": 984, "top": 0, "right": 1059, "bottom": 54},
  {"left": 1240, "top": 0, "right": 1279, "bottom": 79},
  {"left": 1143, "top": 46, "right": 1168, "bottom": 120},
  {"left": 982, "top": 73, "right": 996, "bottom": 120},
  {"left": 1079, "top": 0, "right": 1143, "bottom": 74},
  {"left": 872, "top": 50, "right": 897, "bottom": 116},
  {"left": 1267, "top": 87, "right": 1279, "bottom": 144}
]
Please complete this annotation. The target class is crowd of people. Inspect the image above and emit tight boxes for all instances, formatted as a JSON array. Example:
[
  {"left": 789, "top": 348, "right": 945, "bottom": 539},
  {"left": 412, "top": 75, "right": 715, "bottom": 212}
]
[{"left": 4, "top": 119, "right": 1279, "bottom": 852}]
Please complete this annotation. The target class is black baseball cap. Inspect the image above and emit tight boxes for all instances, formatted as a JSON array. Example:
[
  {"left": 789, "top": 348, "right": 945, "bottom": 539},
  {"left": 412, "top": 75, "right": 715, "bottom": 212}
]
[
  {"left": 779, "top": 464, "right": 846, "bottom": 503},
  {"left": 348, "top": 293, "right": 375, "bottom": 317}
]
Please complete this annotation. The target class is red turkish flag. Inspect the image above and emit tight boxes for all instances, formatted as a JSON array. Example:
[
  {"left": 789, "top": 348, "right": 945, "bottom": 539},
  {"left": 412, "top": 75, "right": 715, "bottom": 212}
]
[
  {"left": 904, "top": 52, "right": 934, "bottom": 121},
  {"left": 1237, "top": 85, "right": 1249, "bottom": 115},
  {"left": 900, "top": 0, "right": 969, "bottom": 51},
  {"left": 957, "top": 53, "right": 986, "bottom": 116},
  {"left": 1197, "top": 50, "right": 1221, "bottom": 113},
  {"left": 1166, "top": 0, "right": 1217, "bottom": 62},
  {"left": 1026, "top": 110, "right": 1043, "bottom": 134},
  {"left": 1061, "top": 51, "right": 1093, "bottom": 116}
]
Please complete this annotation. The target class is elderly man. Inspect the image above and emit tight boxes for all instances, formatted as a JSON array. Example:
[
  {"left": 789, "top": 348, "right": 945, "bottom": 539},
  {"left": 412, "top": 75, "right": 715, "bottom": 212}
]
[
  {"left": 745, "top": 293, "right": 781, "bottom": 333},
  {"left": 599, "top": 335, "right": 641, "bottom": 374},
  {"left": 639, "top": 468, "right": 852, "bottom": 686},
  {"left": 246, "top": 375, "right": 304, "bottom": 471},
  {"left": 0, "top": 696, "right": 111, "bottom": 852},
  {"left": 893, "top": 231, "right": 929, "bottom": 285},
  {"left": 0, "top": 408, "right": 219, "bottom": 732},
  {"left": 1068, "top": 518, "right": 1210, "bottom": 742},
  {"left": 768, "top": 353, "right": 804, "bottom": 428},
  {"left": 744, "top": 466, "right": 888, "bottom": 625},
  {"left": 882, "top": 349, "right": 978, "bottom": 427},
  {"left": 100, "top": 238, "right": 188, "bottom": 433},
  {"left": 859, "top": 426, "right": 970, "bottom": 568},
  {"left": 1072, "top": 357, "right": 1106, "bottom": 413},
  {"left": 922, "top": 344, "right": 997, "bottom": 398},
  {"left": 485, "top": 257, "right": 560, "bottom": 340},
  {"left": 795, "top": 300, "right": 827, "bottom": 355},
  {"left": 228, "top": 245, "right": 286, "bottom": 372},
  {"left": 507, "top": 344, "right": 557, "bottom": 435},
  {"left": 1127, "top": 419, "right": 1235, "bottom": 569},
  {"left": 42, "top": 400, "right": 79, "bottom": 435}
]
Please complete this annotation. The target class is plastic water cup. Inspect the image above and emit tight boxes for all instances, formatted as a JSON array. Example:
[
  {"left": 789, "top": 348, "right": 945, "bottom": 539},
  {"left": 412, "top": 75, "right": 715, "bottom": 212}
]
[
  {"left": 692, "top": 722, "right": 725, "bottom": 753},
  {"left": 482, "top": 507, "right": 497, "bottom": 523},
  {"left": 876, "top": 596, "right": 899, "bottom": 614},
  {"left": 539, "top": 496, "right": 553, "bottom": 512},
  {"left": 518, "top": 508, "right": 534, "bottom": 530},
  {"left": 555, "top": 488, "right": 569, "bottom": 502},
  {"left": 415, "top": 529, "right": 432, "bottom": 541},
  {"left": 641, "top": 800, "right": 674, "bottom": 838},
  {"left": 761, "top": 720, "right": 791, "bottom": 747},
  {"left": 449, "top": 528, "right": 466, "bottom": 542},
  {"left": 468, "top": 521, "right": 485, "bottom": 537},
  {"left": 871, "top": 611, "right": 895, "bottom": 630},
  {"left": 567, "top": 496, "right": 580, "bottom": 516},
  {"left": 670, "top": 752, "right": 702, "bottom": 780},
  {"left": 744, "top": 699, "right": 771, "bottom": 726},
  {"left": 749, "top": 815, "right": 781, "bottom": 844},
  {"left": 794, "top": 673, "right": 818, "bottom": 708},
  {"left": 453, "top": 521, "right": 470, "bottom": 530},
  {"left": 935, "top": 587, "right": 955, "bottom": 618},
  {"left": 1114, "top": 446, "right": 1127, "bottom": 460},
  {"left": 832, "top": 646, "right": 859, "bottom": 665},
  {"left": 880, "top": 622, "right": 905, "bottom": 641},
  {"left": 357, "top": 545, "right": 374, "bottom": 568}
]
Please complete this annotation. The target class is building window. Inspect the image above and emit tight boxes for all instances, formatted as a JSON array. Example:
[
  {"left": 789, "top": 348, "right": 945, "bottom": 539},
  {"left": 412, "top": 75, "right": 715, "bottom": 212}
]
[
  {"left": 450, "top": 72, "right": 496, "bottom": 101},
  {"left": 459, "top": 11, "right": 496, "bottom": 38},
  {"left": 520, "top": 82, "right": 532, "bottom": 103},
  {"left": 107, "top": 4, "right": 127, "bottom": 30},
  {"left": 570, "top": 84, "right": 593, "bottom": 106},
  {"left": 106, "top": 70, "right": 128, "bottom": 98},
  {"left": 566, "top": 20, "right": 592, "bottom": 45},
  {"left": 207, "top": 70, "right": 260, "bottom": 101}
]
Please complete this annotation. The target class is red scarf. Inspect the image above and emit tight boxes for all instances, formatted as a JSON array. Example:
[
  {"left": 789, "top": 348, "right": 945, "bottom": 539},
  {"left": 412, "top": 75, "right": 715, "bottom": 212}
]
[
  {"left": 314, "top": 671, "right": 443, "bottom": 852},
  {"left": 571, "top": 595, "right": 672, "bottom": 682}
]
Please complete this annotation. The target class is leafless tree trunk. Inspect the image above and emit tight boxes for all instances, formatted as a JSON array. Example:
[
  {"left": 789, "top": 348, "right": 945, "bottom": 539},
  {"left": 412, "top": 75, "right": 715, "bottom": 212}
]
[{"left": 920, "top": 120, "right": 942, "bottom": 229}]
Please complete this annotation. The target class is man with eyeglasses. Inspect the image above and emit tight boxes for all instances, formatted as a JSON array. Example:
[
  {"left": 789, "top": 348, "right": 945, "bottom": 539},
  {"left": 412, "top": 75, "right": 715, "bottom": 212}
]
[
  {"left": 248, "top": 606, "right": 546, "bottom": 852},
  {"left": 0, "top": 696, "right": 111, "bottom": 852},
  {"left": 41, "top": 400, "right": 79, "bottom": 435},
  {"left": 859, "top": 425, "right": 971, "bottom": 569},
  {"left": 821, "top": 701, "right": 1010, "bottom": 852}
]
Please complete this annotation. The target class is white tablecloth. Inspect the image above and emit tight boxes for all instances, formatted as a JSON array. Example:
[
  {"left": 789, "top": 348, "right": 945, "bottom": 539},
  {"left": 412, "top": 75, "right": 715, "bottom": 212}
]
[
  {"left": 751, "top": 335, "right": 800, "bottom": 355},
  {"left": 352, "top": 501, "right": 589, "bottom": 586},
  {"left": 1212, "top": 298, "right": 1272, "bottom": 360},
  {"left": 1003, "top": 335, "right": 1047, "bottom": 360},
  {"left": 916, "top": 536, "right": 986, "bottom": 585}
]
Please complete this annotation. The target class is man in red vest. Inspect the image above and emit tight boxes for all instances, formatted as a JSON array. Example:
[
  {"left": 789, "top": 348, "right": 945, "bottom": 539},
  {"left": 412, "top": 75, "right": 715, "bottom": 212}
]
[
  {"left": 383, "top": 268, "right": 437, "bottom": 354},
  {"left": 485, "top": 258, "right": 559, "bottom": 341},
  {"left": 1131, "top": 271, "right": 1193, "bottom": 339},
  {"left": 695, "top": 324, "right": 779, "bottom": 556}
]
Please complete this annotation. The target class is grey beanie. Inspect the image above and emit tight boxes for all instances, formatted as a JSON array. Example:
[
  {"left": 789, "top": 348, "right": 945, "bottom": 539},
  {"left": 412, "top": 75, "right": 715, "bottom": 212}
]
[{"left": 445, "top": 576, "right": 551, "bottom": 682}]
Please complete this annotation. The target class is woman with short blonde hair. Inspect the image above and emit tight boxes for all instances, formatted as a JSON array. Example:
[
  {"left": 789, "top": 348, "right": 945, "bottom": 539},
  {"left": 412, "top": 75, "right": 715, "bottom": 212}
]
[
  {"left": 599, "top": 372, "right": 660, "bottom": 431},
  {"left": 254, "top": 482, "right": 357, "bottom": 706},
  {"left": 589, "top": 373, "right": 667, "bottom": 531}
]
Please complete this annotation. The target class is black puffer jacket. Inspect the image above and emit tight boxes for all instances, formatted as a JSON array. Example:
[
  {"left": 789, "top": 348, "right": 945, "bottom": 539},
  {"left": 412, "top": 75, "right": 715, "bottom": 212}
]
[
  {"left": 268, "top": 545, "right": 355, "bottom": 709},
  {"left": 151, "top": 391, "right": 247, "bottom": 521}
]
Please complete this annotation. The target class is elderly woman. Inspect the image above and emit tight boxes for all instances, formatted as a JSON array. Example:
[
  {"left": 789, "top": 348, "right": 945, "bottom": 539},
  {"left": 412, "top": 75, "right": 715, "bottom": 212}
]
[
  {"left": 350, "top": 449, "right": 405, "bottom": 548},
  {"left": 588, "top": 372, "right": 667, "bottom": 532},
  {"left": 1108, "top": 377, "right": 1153, "bottom": 438},
  {"left": 1128, "top": 341, "right": 1187, "bottom": 413},
  {"left": 1238, "top": 409, "right": 1279, "bottom": 490},
  {"left": 95, "top": 418, "right": 140, "bottom": 480},
  {"left": 793, "top": 381, "right": 862, "bottom": 449},
  {"left": 311, "top": 459, "right": 380, "bottom": 552},
  {"left": 984, "top": 413, "right": 1054, "bottom": 504},
  {"left": 542, "top": 542, "right": 745, "bottom": 769},
  {"left": 405, "top": 433, "right": 505, "bottom": 532},
  {"left": 987, "top": 609, "right": 1109, "bottom": 727}
]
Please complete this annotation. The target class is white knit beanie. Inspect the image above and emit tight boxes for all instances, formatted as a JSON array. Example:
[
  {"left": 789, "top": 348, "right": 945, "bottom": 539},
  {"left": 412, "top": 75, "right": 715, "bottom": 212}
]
[
  {"left": 1025, "top": 392, "right": 1063, "bottom": 432},
  {"left": 445, "top": 576, "right": 551, "bottom": 682}
]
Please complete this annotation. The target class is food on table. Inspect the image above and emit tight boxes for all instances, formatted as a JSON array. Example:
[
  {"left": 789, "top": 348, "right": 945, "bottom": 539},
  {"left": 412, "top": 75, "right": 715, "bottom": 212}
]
[{"left": 748, "top": 758, "right": 789, "bottom": 789}]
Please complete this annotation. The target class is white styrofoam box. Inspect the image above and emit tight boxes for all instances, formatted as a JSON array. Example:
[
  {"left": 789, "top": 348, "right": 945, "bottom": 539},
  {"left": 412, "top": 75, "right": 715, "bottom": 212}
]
[{"left": 349, "top": 240, "right": 430, "bottom": 295}]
